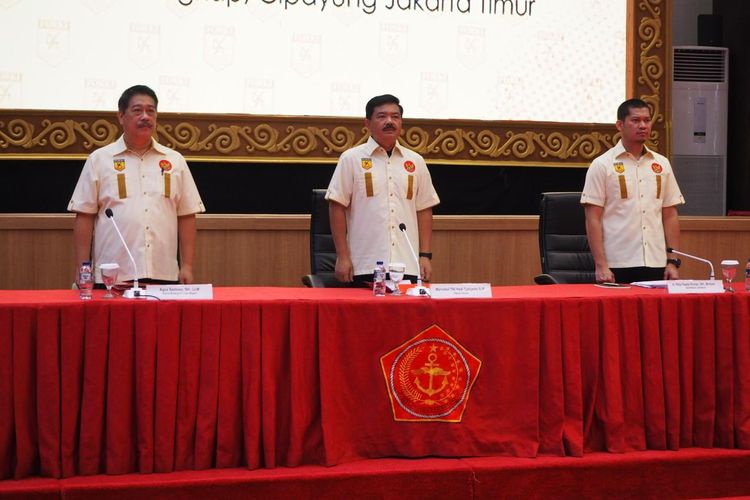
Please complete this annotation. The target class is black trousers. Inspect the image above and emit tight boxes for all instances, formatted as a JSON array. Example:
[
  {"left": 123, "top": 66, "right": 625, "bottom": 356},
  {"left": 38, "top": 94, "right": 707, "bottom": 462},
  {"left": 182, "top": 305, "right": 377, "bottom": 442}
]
[
  {"left": 94, "top": 278, "right": 179, "bottom": 290},
  {"left": 352, "top": 274, "right": 420, "bottom": 287},
  {"left": 610, "top": 267, "right": 665, "bottom": 284}
]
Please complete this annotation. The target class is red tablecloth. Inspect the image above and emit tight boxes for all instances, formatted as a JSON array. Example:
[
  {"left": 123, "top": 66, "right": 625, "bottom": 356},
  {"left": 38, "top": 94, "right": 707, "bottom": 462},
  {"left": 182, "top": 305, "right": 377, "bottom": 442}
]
[{"left": 1, "top": 286, "right": 749, "bottom": 479}]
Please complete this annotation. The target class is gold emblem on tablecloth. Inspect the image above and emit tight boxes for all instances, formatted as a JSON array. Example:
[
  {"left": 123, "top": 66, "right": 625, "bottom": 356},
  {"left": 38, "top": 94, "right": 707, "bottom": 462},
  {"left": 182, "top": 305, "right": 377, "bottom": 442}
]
[{"left": 380, "top": 324, "right": 481, "bottom": 422}]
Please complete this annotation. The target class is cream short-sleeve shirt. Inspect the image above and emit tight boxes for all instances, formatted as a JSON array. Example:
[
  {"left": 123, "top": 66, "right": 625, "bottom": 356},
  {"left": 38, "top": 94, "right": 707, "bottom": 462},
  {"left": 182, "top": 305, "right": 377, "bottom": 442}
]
[
  {"left": 581, "top": 140, "right": 684, "bottom": 268},
  {"left": 68, "top": 136, "right": 205, "bottom": 282},
  {"left": 326, "top": 137, "right": 440, "bottom": 277}
]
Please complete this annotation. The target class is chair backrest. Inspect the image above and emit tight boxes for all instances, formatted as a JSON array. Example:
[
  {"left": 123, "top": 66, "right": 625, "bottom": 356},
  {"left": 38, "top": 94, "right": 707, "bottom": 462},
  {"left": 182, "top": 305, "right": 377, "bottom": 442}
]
[
  {"left": 538, "top": 192, "right": 596, "bottom": 284},
  {"left": 310, "top": 189, "right": 336, "bottom": 274},
  {"left": 303, "top": 189, "right": 344, "bottom": 287}
]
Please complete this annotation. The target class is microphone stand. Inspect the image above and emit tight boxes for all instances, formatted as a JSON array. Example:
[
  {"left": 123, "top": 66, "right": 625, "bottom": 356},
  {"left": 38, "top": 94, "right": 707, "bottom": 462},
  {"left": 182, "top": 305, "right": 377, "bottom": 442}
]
[
  {"left": 105, "top": 208, "right": 145, "bottom": 298},
  {"left": 398, "top": 223, "right": 431, "bottom": 297},
  {"left": 667, "top": 247, "right": 716, "bottom": 280}
]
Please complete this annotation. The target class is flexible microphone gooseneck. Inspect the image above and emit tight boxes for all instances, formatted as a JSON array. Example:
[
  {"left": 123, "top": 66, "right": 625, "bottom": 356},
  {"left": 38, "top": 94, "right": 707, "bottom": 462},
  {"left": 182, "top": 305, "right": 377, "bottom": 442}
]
[
  {"left": 105, "top": 208, "right": 144, "bottom": 298},
  {"left": 667, "top": 247, "right": 716, "bottom": 280},
  {"left": 398, "top": 223, "right": 430, "bottom": 297}
]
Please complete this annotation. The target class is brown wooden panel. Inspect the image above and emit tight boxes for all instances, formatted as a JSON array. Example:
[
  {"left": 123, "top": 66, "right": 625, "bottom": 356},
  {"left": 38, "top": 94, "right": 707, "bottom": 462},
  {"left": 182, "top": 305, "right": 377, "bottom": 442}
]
[
  {"left": 195, "top": 229, "right": 309, "bottom": 287},
  {"left": 3, "top": 212, "right": 750, "bottom": 290},
  {"left": 0, "top": 227, "right": 76, "bottom": 289}
]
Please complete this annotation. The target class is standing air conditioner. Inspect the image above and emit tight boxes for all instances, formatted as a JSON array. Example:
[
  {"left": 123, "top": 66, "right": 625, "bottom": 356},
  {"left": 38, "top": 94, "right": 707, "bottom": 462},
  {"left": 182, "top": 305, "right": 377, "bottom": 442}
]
[{"left": 671, "top": 46, "right": 728, "bottom": 215}]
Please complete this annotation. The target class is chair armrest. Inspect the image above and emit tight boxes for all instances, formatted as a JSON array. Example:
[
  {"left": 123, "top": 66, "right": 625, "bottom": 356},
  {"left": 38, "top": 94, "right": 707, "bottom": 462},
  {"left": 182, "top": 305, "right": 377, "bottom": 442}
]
[{"left": 533, "top": 274, "right": 559, "bottom": 285}]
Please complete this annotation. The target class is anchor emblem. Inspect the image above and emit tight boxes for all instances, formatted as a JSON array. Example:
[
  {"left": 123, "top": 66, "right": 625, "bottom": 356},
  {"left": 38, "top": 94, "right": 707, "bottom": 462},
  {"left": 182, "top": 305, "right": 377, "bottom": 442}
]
[
  {"left": 380, "top": 325, "right": 482, "bottom": 422},
  {"left": 412, "top": 350, "right": 450, "bottom": 399}
]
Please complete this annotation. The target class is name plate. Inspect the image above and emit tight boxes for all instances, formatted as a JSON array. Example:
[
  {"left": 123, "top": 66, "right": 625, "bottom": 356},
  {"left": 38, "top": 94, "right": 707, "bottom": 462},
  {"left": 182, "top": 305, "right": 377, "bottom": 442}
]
[
  {"left": 430, "top": 283, "right": 492, "bottom": 299},
  {"left": 145, "top": 284, "right": 214, "bottom": 300},
  {"left": 666, "top": 280, "right": 724, "bottom": 294}
]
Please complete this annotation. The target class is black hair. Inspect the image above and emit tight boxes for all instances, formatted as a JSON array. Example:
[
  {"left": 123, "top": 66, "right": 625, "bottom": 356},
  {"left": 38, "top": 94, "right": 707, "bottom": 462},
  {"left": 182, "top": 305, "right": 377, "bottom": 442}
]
[
  {"left": 617, "top": 98, "right": 650, "bottom": 121},
  {"left": 117, "top": 85, "right": 158, "bottom": 113},
  {"left": 365, "top": 94, "right": 403, "bottom": 119}
]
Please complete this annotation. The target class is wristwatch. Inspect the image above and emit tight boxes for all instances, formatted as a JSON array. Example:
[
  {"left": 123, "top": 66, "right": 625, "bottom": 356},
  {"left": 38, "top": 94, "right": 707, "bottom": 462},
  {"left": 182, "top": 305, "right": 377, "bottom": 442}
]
[
  {"left": 419, "top": 252, "right": 433, "bottom": 260},
  {"left": 667, "top": 258, "right": 681, "bottom": 268}
]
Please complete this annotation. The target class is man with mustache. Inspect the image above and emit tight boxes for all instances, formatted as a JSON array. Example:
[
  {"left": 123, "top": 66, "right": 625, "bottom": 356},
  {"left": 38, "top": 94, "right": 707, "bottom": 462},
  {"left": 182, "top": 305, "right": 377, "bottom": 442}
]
[
  {"left": 581, "top": 98, "right": 684, "bottom": 284},
  {"left": 326, "top": 94, "right": 440, "bottom": 286},
  {"left": 68, "top": 85, "right": 205, "bottom": 286}
]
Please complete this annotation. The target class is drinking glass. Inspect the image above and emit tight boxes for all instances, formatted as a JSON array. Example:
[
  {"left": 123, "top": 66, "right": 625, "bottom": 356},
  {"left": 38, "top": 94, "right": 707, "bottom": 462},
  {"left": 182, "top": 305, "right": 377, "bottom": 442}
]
[
  {"left": 721, "top": 259, "right": 738, "bottom": 292},
  {"left": 99, "top": 263, "right": 120, "bottom": 298},
  {"left": 388, "top": 262, "right": 406, "bottom": 295}
]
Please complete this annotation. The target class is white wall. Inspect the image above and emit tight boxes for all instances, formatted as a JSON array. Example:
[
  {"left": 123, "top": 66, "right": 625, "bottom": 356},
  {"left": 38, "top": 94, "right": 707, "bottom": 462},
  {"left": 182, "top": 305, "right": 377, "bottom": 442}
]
[{"left": 672, "top": 0, "right": 714, "bottom": 46}]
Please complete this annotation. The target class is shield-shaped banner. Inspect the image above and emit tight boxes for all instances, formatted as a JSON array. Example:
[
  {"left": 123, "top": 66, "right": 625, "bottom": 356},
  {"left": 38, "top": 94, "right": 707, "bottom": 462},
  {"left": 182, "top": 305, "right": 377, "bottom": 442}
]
[
  {"left": 290, "top": 33, "right": 321, "bottom": 79},
  {"left": 243, "top": 78, "right": 275, "bottom": 114},
  {"left": 419, "top": 72, "right": 448, "bottom": 115},
  {"left": 204, "top": 25, "right": 236, "bottom": 71},
  {"left": 457, "top": 25, "right": 486, "bottom": 70},
  {"left": 129, "top": 24, "right": 161, "bottom": 69},
  {"left": 379, "top": 23, "right": 408, "bottom": 65},
  {"left": 0, "top": 73, "right": 22, "bottom": 108},
  {"left": 329, "top": 82, "right": 360, "bottom": 116},
  {"left": 37, "top": 19, "right": 70, "bottom": 67}
]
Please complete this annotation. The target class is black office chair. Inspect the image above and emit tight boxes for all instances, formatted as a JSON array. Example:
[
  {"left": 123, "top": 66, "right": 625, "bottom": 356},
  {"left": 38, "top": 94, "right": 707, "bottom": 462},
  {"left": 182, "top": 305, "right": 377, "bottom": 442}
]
[
  {"left": 301, "top": 189, "right": 348, "bottom": 288},
  {"left": 534, "top": 192, "right": 596, "bottom": 285}
]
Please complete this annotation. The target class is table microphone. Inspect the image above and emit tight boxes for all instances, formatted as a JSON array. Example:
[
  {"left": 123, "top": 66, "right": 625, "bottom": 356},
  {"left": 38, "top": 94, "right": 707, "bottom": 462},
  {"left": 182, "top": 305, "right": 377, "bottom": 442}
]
[
  {"left": 104, "top": 208, "right": 144, "bottom": 298},
  {"left": 398, "top": 223, "right": 430, "bottom": 297},
  {"left": 667, "top": 247, "right": 715, "bottom": 280}
]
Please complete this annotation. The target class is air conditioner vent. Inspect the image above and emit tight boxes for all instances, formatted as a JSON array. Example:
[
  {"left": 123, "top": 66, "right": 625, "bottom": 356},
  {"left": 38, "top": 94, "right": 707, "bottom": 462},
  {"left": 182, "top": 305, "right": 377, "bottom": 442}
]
[{"left": 673, "top": 47, "right": 727, "bottom": 83}]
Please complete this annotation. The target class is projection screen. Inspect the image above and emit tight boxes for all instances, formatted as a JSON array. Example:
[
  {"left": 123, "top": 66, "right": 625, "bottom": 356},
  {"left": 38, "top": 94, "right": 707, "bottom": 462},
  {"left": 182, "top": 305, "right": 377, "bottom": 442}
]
[{"left": 0, "top": 0, "right": 627, "bottom": 124}]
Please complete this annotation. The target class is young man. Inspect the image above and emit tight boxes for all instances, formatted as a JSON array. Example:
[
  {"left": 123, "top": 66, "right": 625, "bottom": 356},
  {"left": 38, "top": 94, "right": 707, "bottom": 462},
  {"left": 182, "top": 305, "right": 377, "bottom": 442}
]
[
  {"left": 68, "top": 85, "right": 205, "bottom": 285},
  {"left": 581, "top": 98, "right": 685, "bottom": 284},
  {"left": 326, "top": 94, "right": 440, "bottom": 285}
]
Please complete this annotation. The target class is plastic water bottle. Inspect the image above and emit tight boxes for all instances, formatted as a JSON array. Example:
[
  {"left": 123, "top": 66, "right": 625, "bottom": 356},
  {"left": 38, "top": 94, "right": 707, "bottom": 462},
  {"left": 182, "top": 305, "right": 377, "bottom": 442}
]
[
  {"left": 745, "top": 259, "right": 750, "bottom": 292},
  {"left": 78, "top": 261, "right": 94, "bottom": 300},
  {"left": 373, "top": 260, "right": 387, "bottom": 296}
]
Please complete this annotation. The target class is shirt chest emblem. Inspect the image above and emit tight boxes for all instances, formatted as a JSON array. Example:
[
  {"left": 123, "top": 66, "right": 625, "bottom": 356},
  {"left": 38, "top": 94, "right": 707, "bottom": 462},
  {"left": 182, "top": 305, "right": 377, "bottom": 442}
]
[
  {"left": 613, "top": 162, "right": 625, "bottom": 174},
  {"left": 651, "top": 162, "right": 663, "bottom": 174},
  {"left": 113, "top": 159, "right": 126, "bottom": 171},
  {"left": 361, "top": 158, "right": 373, "bottom": 170}
]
